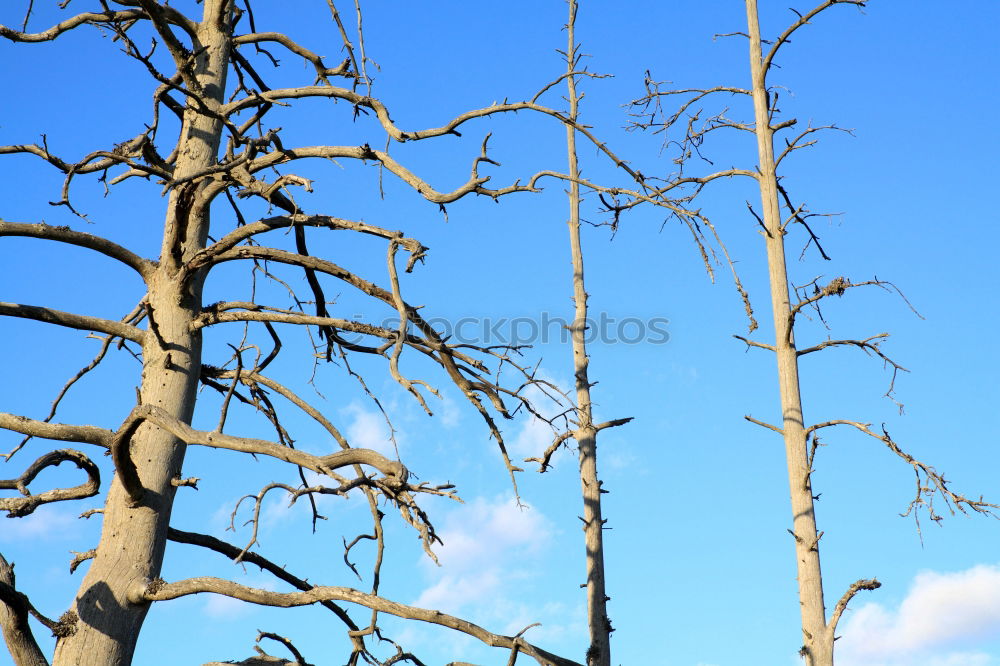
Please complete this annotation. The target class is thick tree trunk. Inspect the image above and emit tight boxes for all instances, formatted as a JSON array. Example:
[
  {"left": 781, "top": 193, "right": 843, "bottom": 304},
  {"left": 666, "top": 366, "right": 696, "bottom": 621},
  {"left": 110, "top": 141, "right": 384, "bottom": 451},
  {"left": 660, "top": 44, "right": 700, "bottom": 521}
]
[
  {"left": 52, "top": 4, "right": 232, "bottom": 664},
  {"left": 744, "top": 2, "right": 830, "bottom": 663}
]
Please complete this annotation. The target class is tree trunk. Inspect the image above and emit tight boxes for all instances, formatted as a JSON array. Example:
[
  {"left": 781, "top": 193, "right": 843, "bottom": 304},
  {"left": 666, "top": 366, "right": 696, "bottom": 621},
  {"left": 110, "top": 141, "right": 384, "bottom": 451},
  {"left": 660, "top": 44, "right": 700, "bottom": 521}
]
[
  {"left": 564, "top": 4, "right": 611, "bottom": 665},
  {"left": 744, "top": 2, "right": 829, "bottom": 663},
  {"left": 52, "top": 3, "right": 232, "bottom": 664},
  {"left": 0, "top": 555, "right": 48, "bottom": 666}
]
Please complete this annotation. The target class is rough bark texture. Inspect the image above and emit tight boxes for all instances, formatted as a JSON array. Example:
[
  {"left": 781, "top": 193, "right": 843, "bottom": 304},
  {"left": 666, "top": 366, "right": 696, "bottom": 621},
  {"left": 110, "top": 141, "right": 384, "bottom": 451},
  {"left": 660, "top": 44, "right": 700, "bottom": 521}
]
[
  {"left": 0, "top": 555, "right": 48, "bottom": 666},
  {"left": 745, "top": 2, "right": 829, "bottom": 663},
  {"left": 50, "top": 2, "right": 232, "bottom": 663}
]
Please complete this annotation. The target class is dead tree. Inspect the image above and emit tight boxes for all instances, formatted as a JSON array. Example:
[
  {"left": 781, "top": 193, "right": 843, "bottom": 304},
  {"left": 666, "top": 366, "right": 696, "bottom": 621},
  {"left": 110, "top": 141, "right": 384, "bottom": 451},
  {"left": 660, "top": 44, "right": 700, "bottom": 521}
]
[
  {"left": 520, "top": 3, "right": 632, "bottom": 665},
  {"left": 627, "top": 1, "right": 999, "bottom": 663},
  {"left": 0, "top": 2, "right": 606, "bottom": 665}
]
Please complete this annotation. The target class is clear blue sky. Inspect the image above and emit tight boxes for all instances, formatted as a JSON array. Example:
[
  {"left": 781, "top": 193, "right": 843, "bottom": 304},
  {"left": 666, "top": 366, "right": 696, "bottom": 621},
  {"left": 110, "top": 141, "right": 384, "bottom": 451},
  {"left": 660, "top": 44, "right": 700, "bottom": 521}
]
[{"left": 2, "top": 2, "right": 999, "bottom": 665}]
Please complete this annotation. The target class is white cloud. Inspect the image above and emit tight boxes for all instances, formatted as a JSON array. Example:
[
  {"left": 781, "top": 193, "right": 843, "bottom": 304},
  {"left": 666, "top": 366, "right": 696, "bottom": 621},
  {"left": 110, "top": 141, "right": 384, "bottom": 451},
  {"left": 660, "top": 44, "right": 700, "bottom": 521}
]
[
  {"left": 202, "top": 593, "right": 256, "bottom": 620},
  {"left": 435, "top": 393, "right": 462, "bottom": 429},
  {"left": 837, "top": 564, "right": 1000, "bottom": 666},
  {"left": 406, "top": 496, "right": 579, "bottom": 661},
  {"left": 510, "top": 413, "right": 560, "bottom": 461},
  {"left": 413, "top": 494, "right": 552, "bottom": 614},
  {"left": 0, "top": 503, "right": 84, "bottom": 542},
  {"left": 419, "top": 494, "right": 550, "bottom": 577},
  {"left": 342, "top": 402, "right": 400, "bottom": 457}
]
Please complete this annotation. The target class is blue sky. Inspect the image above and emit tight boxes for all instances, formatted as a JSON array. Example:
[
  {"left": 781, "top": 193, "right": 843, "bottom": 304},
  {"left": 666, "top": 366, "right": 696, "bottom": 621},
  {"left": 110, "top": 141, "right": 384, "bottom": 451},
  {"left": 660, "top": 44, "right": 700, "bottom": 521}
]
[{"left": 1, "top": 2, "right": 999, "bottom": 665}]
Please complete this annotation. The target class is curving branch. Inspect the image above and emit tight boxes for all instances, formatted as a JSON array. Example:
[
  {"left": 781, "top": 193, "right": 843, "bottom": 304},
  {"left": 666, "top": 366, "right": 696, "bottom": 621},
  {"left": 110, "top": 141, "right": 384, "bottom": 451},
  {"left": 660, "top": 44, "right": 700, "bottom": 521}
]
[
  {"left": 114, "top": 404, "right": 406, "bottom": 480},
  {"left": 775, "top": 123, "right": 853, "bottom": 167},
  {"left": 233, "top": 32, "right": 351, "bottom": 82},
  {"left": 826, "top": 577, "right": 880, "bottom": 641},
  {"left": 761, "top": 1, "right": 867, "bottom": 77},
  {"left": 0, "top": 302, "right": 145, "bottom": 344},
  {"left": 804, "top": 419, "right": 1000, "bottom": 528},
  {"left": 0, "top": 9, "right": 144, "bottom": 42},
  {"left": 0, "top": 222, "right": 154, "bottom": 280},
  {"left": 191, "top": 215, "right": 425, "bottom": 272},
  {"left": 167, "top": 528, "right": 360, "bottom": 632},
  {"left": 0, "top": 412, "right": 113, "bottom": 451},
  {"left": 244, "top": 143, "right": 523, "bottom": 204},
  {"left": 0, "top": 450, "right": 100, "bottom": 517},
  {"left": 138, "top": 577, "right": 582, "bottom": 666},
  {"left": 0, "top": 134, "right": 172, "bottom": 182},
  {"left": 525, "top": 418, "right": 632, "bottom": 473}
]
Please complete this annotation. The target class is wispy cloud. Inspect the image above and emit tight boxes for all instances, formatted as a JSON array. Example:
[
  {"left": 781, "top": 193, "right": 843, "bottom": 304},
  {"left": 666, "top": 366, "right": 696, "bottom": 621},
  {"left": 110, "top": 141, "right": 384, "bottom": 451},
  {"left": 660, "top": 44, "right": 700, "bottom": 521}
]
[
  {"left": 837, "top": 564, "right": 1000, "bottom": 666},
  {"left": 417, "top": 494, "right": 551, "bottom": 586},
  {"left": 0, "top": 503, "right": 86, "bottom": 543},
  {"left": 342, "top": 402, "right": 400, "bottom": 457},
  {"left": 408, "top": 494, "right": 580, "bottom": 656}
]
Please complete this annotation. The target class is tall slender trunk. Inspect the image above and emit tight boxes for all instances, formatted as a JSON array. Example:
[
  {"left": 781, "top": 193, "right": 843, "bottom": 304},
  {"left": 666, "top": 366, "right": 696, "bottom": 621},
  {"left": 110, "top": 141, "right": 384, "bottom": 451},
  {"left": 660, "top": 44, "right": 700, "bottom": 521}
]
[
  {"left": 52, "top": 4, "right": 232, "bottom": 664},
  {"left": 744, "top": 2, "right": 830, "bottom": 664},
  {"left": 563, "top": 3, "right": 611, "bottom": 665}
]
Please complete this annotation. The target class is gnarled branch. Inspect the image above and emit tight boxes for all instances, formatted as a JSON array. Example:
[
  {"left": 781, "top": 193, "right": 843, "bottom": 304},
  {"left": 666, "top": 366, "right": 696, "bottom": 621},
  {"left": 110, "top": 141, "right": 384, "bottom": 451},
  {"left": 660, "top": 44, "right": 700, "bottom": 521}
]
[{"left": 0, "top": 449, "right": 100, "bottom": 518}]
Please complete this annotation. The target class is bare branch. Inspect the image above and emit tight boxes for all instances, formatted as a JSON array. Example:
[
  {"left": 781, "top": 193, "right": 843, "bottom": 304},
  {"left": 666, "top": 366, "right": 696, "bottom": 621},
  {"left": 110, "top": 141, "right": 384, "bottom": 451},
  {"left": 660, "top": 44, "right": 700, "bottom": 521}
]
[
  {"left": 804, "top": 420, "right": 1000, "bottom": 527},
  {"left": 167, "top": 528, "right": 360, "bottom": 631},
  {"left": 114, "top": 404, "right": 406, "bottom": 479},
  {"left": 744, "top": 415, "right": 784, "bottom": 435},
  {"left": 827, "top": 578, "right": 880, "bottom": 639},
  {"left": 244, "top": 144, "right": 514, "bottom": 204},
  {"left": 0, "top": 302, "right": 145, "bottom": 344},
  {"left": 0, "top": 412, "right": 113, "bottom": 451},
  {"left": 0, "top": 135, "right": 172, "bottom": 183},
  {"left": 233, "top": 32, "right": 351, "bottom": 82},
  {"left": 775, "top": 123, "right": 853, "bottom": 167},
  {"left": 798, "top": 333, "right": 910, "bottom": 408},
  {"left": 0, "top": 222, "right": 154, "bottom": 280},
  {"left": 190, "top": 215, "right": 425, "bottom": 272},
  {"left": 139, "top": 577, "right": 582, "bottom": 666},
  {"left": 733, "top": 335, "right": 775, "bottom": 352},
  {"left": 69, "top": 550, "right": 96, "bottom": 575},
  {"left": 762, "top": 1, "right": 867, "bottom": 78},
  {"left": 0, "top": 9, "right": 144, "bottom": 42},
  {"left": 0, "top": 450, "right": 100, "bottom": 517}
]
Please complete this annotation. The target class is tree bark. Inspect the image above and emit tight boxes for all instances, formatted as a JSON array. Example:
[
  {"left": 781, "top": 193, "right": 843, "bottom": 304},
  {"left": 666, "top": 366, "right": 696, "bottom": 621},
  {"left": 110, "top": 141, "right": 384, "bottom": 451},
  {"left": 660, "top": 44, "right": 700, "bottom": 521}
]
[
  {"left": 51, "top": 3, "right": 233, "bottom": 664},
  {"left": 744, "top": 2, "right": 830, "bottom": 663},
  {"left": 0, "top": 554, "right": 48, "bottom": 666},
  {"left": 564, "top": 4, "right": 611, "bottom": 665}
]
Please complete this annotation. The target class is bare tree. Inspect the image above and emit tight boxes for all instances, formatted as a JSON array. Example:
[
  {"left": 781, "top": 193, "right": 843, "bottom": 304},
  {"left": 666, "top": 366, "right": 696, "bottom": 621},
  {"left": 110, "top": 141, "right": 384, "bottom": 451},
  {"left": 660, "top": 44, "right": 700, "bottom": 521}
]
[
  {"left": 625, "top": 1, "right": 1000, "bottom": 663},
  {"left": 0, "top": 2, "right": 615, "bottom": 665},
  {"left": 522, "top": 3, "right": 632, "bottom": 665}
]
